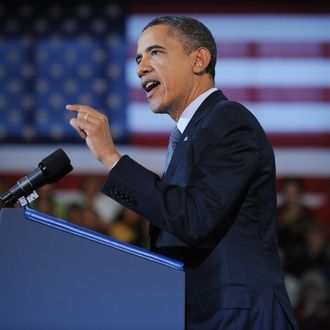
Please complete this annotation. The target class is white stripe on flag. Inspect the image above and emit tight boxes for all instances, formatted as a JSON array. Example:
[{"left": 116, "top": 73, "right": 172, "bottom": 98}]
[
  {"left": 128, "top": 101, "right": 330, "bottom": 133},
  {"left": 127, "top": 103, "right": 174, "bottom": 132},
  {"left": 128, "top": 15, "right": 330, "bottom": 42},
  {"left": 245, "top": 102, "right": 330, "bottom": 132},
  {"left": 275, "top": 148, "right": 330, "bottom": 177},
  {"left": 127, "top": 59, "right": 330, "bottom": 88},
  {"left": 0, "top": 145, "right": 329, "bottom": 176}
]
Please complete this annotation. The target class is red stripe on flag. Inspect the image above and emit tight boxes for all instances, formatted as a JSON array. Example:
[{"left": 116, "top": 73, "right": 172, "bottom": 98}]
[
  {"left": 218, "top": 42, "right": 330, "bottom": 58},
  {"left": 223, "top": 87, "right": 330, "bottom": 102},
  {"left": 131, "top": 132, "right": 330, "bottom": 148},
  {"left": 128, "top": 42, "right": 330, "bottom": 59},
  {"left": 267, "top": 133, "right": 330, "bottom": 148},
  {"left": 131, "top": 133, "right": 169, "bottom": 147}
]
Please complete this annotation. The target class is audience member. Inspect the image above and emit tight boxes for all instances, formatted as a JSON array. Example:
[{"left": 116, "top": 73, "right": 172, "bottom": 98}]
[
  {"left": 66, "top": 203, "right": 84, "bottom": 226},
  {"left": 32, "top": 185, "right": 61, "bottom": 217},
  {"left": 277, "top": 176, "right": 330, "bottom": 329},
  {"left": 321, "top": 237, "right": 330, "bottom": 284},
  {"left": 108, "top": 207, "right": 149, "bottom": 248},
  {"left": 304, "top": 222, "right": 328, "bottom": 271},
  {"left": 286, "top": 221, "right": 328, "bottom": 278},
  {"left": 315, "top": 182, "right": 330, "bottom": 235},
  {"left": 277, "top": 177, "right": 314, "bottom": 274},
  {"left": 65, "top": 202, "right": 107, "bottom": 235},
  {"left": 278, "top": 177, "right": 314, "bottom": 245},
  {"left": 80, "top": 207, "right": 108, "bottom": 234},
  {"left": 79, "top": 175, "right": 122, "bottom": 224},
  {"left": 295, "top": 270, "right": 330, "bottom": 330}
]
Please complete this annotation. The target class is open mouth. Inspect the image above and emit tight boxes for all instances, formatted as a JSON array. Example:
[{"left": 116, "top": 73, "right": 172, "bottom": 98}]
[{"left": 143, "top": 80, "right": 160, "bottom": 94}]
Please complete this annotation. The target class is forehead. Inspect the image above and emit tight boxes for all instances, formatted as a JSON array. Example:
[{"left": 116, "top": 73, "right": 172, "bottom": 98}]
[{"left": 137, "top": 24, "right": 183, "bottom": 52}]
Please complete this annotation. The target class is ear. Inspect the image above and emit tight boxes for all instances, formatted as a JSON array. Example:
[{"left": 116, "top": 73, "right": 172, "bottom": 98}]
[{"left": 192, "top": 48, "right": 211, "bottom": 75}]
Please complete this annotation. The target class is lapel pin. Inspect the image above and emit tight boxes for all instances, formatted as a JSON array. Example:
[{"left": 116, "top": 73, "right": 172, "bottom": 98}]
[{"left": 184, "top": 136, "right": 188, "bottom": 141}]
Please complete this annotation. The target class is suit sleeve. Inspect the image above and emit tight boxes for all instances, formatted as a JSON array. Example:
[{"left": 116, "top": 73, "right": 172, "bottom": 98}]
[{"left": 101, "top": 106, "right": 261, "bottom": 247}]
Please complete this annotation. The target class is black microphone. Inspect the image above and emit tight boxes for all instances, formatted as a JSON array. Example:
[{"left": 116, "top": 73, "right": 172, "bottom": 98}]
[{"left": 0, "top": 148, "right": 73, "bottom": 207}]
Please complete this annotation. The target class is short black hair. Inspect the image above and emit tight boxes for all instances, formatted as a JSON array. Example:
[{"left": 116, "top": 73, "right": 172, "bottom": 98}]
[{"left": 143, "top": 16, "right": 217, "bottom": 80}]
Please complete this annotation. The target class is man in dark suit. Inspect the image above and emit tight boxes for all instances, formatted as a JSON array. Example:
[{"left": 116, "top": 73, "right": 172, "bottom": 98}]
[{"left": 67, "top": 16, "right": 298, "bottom": 330}]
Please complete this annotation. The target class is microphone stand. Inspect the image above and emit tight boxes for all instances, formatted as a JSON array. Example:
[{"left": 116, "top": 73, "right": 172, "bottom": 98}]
[
  {"left": 0, "top": 190, "right": 39, "bottom": 208},
  {"left": 17, "top": 190, "right": 39, "bottom": 208}
]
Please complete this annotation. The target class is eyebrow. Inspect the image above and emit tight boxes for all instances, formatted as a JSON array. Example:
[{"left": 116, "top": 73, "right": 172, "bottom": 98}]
[{"left": 136, "top": 44, "right": 166, "bottom": 63}]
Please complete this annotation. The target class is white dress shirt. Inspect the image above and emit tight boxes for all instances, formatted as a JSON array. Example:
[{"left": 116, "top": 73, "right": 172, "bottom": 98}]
[{"left": 176, "top": 87, "right": 218, "bottom": 134}]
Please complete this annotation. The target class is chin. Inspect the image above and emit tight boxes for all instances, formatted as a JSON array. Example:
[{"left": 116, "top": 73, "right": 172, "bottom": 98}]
[
  {"left": 149, "top": 103, "right": 167, "bottom": 115},
  {"left": 151, "top": 108, "right": 167, "bottom": 115}
]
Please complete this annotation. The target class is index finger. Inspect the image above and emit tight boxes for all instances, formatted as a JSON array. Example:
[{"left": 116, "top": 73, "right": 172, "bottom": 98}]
[{"left": 66, "top": 104, "right": 93, "bottom": 113}]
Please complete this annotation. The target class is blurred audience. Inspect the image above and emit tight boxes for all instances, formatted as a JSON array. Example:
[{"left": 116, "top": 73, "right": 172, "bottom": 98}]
[
  {"left": 295, "top": 270, "right": 330, "bottom": 330},
  {"left": 277, "top": 177, "right": 314, "bottom": 275},
  {"left": 315, "top": 183, "right": 330, "bottom": 235},
  {"left": 66, "top": 203, "right": 84, "bottom": 226},
  {"left": 277, "top": 177, "right": 313, "bottom": 251},
  {"left": 277, "top": 176, "right": 330, "bottom": 329},
  {"left": 66, "top": 204, "right": 105, "bottom": 232},
  {"left": 78, "top": 175, "right": 122, "bottom": 224},
  {"left": 30, "top": 175, "right": 149, "bottom": 249},
  {"left": 304, "top": 223, "right": 328, "bottom": 275},
  {"left": 108, "top": 207, "right": 149, "bottom": 249},
  {"left": 79, "top": 206, "right": 108, "bottom": 235},
  {"left": 32, "top": 185, "right": 61, "bottom": 217}
]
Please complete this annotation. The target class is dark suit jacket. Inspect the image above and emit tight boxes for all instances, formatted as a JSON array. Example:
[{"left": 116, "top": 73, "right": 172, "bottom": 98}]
[{"left": 102, "top": 90, "right": 298, "bottom": 329}]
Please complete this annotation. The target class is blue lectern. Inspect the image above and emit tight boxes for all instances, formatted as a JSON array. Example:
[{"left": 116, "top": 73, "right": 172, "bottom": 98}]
[{"left": 0, "top": 208, "right": 185, "bottom": 329}]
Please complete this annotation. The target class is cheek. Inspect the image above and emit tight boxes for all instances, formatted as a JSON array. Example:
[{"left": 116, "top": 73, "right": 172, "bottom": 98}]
[
  {"left": 157, "top": 61, "right": 191, "bottom": 94},
  {"left": 158, "top": 70, "right": 173, "bottom": 93}
]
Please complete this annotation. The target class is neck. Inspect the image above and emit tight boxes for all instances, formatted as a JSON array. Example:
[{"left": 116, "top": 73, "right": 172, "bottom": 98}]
[{"left": 170, "top": 81, "right": 215, "bottom": 122}]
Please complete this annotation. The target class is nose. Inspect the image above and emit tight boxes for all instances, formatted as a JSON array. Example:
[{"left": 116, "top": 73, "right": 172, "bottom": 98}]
[{"left": 137, "top": 56, "right": 152, "bottom": 78}]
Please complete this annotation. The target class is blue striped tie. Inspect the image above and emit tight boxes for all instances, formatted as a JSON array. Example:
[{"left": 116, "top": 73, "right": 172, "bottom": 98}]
[{"left": 164, "top": 126, "right": 182, "bottom": 172}]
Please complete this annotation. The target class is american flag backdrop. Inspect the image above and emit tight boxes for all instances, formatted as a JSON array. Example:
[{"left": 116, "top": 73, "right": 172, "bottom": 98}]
[
  {"left": 126, "top": 14, "right": 330, "bottom": 179},
  {"left": 0, "top": 6, "right": 329, "bottom": 201}
]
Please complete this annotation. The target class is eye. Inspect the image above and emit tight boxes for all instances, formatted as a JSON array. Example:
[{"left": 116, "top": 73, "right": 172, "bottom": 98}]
[{"left": 151, "top": 49, "right": 159, "bottom": 56}]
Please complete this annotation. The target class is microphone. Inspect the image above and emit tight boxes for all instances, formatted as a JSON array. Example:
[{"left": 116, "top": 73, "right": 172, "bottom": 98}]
[{"left": 0, "top": 148, "right": 73, "bottom": 207}]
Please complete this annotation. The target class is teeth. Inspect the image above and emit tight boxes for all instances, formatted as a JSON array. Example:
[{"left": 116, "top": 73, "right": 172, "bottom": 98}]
[
  {"left": 143, "top": 80, "right": 160, "bottom": 92},
  {"left": 146, "top": 81, "right": 155, "bottom": 89}
]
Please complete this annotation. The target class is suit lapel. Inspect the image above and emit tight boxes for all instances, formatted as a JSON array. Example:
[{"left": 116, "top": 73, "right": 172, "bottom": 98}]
[{"left": 151, "top": 90, "right": 228, "bottom": 249}]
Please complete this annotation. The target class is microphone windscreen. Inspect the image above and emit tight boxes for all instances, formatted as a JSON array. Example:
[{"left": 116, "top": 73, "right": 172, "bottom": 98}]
[{"left": 39, "top": 148, "right": 73, "bottom": 184}]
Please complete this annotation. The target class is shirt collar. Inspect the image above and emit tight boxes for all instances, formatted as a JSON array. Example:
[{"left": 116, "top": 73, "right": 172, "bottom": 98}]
[{"left": 177, "top": 87, "right": 218, "bottom": 133}]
